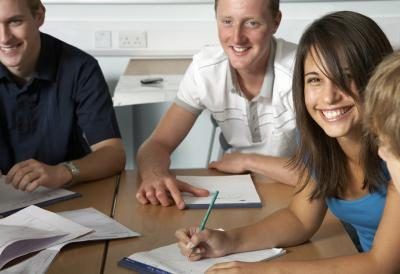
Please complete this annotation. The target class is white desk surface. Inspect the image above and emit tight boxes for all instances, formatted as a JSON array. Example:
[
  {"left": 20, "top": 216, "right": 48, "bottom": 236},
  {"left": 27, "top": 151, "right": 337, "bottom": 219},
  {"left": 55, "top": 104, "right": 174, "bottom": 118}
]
[{"left": 113, "top": 59, "right": 191, "bottom": 106}]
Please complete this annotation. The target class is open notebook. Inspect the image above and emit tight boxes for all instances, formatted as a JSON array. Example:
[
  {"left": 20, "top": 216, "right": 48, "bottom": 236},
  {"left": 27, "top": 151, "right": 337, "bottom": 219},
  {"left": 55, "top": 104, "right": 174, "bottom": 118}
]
[
  {"left": 119, "top": 243, "right": 285, "bottom": 274},
  {"left": 178, "top": 174, "right": 262, "bottom": 209},
  {"left": 0, "top": 177, "right": 80, "bottom": 216}
]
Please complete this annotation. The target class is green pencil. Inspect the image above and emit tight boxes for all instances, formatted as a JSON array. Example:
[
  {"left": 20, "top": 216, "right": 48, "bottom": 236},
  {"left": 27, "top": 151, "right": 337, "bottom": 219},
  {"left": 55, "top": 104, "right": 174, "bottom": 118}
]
[{"left": 199, "top": 190, "right": 219, "bottom": 231}]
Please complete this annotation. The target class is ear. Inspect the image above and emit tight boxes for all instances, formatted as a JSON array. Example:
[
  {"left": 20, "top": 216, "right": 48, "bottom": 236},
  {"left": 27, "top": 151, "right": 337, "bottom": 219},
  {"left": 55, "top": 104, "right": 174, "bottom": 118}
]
[
  {"left": 34, "top": 3, "right": 46, "bottom": 28},
  {"left": 272, "top": 11, "right": 282, "bottom": 34}
]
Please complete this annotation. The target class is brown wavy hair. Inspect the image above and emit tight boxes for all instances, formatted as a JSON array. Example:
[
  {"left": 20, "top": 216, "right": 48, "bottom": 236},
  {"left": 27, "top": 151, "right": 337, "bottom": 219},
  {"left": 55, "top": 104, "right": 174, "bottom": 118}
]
[{"left": 290, "top": 11, "right": 393, "bottom": 199}]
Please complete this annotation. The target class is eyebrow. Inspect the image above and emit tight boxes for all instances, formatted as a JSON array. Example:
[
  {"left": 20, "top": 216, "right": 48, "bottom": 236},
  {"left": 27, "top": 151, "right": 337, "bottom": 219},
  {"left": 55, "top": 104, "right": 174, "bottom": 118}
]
[
  {"left": 304, "top": 72, "right": 319, "bottom": 77},
  {"left": 6, "top": 15, "right": 25, "bottom": 22}
]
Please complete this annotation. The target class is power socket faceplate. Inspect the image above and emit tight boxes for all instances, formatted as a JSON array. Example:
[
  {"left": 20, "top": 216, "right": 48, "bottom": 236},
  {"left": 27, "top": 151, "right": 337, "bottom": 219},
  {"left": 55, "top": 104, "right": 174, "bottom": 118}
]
[{"left": 118, "top": 31, "right": 147, "bottom": 48}]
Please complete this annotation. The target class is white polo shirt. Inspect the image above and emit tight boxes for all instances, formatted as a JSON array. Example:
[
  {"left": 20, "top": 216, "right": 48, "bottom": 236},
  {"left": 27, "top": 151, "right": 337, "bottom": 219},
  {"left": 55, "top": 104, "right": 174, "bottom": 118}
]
[{"left": 175, "top": 38, "right": 297, "bottom": 157}]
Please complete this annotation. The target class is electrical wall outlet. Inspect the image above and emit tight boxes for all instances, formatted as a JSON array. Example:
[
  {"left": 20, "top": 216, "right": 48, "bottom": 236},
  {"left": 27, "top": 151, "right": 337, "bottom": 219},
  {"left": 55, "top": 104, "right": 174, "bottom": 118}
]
[
  {"left": 94, "top": 30, "right": 112, "bottom": 48},
  {"left": 118, "top": 31, "right": 147, "bottom": 48}
]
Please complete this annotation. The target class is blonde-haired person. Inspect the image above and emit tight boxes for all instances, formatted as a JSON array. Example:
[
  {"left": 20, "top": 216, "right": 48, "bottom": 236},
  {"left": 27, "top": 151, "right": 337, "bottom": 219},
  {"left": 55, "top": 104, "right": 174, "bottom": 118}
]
[
  {"left": 175, "top": 11, "right": 400, "bottom": 273},
  {"left": 136, "top": 0, "right": 299, "bottom": 210},
  {"left": 365, "top": 50, "right": 400, "bottom": 194},
  {"left": 0, "top": 0, "right": 125, "bottom": 191}
]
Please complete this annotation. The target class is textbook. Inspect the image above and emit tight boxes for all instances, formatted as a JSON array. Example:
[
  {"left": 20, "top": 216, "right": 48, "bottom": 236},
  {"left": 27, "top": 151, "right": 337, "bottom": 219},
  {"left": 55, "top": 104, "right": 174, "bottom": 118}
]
[
  {"left": 177, "top": 174, "right": 262, "bottom": 209},
  {"left": 0, "top": 177, "right": 80, "bottom": 216},
  {"left": 119, "top": 243, "right": 285, "bottom": 274}
]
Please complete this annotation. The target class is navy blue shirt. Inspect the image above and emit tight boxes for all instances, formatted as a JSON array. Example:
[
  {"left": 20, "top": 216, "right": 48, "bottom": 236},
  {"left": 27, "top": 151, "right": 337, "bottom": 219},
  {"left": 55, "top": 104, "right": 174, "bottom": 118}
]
[{"left": 0, "top": 33, "right": 121, "bottom": 173}]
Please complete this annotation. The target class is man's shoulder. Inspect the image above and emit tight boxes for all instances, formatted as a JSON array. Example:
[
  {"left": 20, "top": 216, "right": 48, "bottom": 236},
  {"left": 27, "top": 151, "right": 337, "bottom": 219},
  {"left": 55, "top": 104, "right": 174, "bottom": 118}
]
[
  {"left": 274, "top": 38, "right": 297, "bottom": 74},
  {"left": 192, "top": 45, "right": 228, "bottom": 70},
  {"left": 42, "top": 33, "right": 97, "bottom": 65}
]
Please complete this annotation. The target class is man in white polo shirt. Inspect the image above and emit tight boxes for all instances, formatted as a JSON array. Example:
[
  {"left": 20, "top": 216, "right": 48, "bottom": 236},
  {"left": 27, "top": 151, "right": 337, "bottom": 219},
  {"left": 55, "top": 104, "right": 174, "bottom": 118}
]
[{"left": 136, "top": 0, "right": 298, "bottom": 209}]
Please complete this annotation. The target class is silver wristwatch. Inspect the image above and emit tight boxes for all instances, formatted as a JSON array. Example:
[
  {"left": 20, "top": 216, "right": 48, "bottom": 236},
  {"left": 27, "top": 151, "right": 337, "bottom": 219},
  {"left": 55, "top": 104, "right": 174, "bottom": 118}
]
[{"left": 61, "top": 161, "right": 80, "bottom": 186}]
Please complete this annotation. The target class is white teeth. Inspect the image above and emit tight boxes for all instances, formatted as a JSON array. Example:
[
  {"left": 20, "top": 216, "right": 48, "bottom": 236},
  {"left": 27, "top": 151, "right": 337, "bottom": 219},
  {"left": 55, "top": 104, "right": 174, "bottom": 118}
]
[
  {"left": 322, "top": 107, "right": 350, "bottom": 120},
  {"left": 232, "top": 46, "right": 248, "bottom": 52},
  {"left": 0, "top": 46, "right": 18, "bottom": 52}
]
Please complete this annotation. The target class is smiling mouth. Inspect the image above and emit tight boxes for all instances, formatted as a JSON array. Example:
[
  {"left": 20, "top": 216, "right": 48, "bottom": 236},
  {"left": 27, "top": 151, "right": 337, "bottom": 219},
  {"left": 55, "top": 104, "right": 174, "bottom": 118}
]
[
  {"left": 321, "top": 106, "right": 353, "bottom": 121},
  {"left": 231, "top": 46, "right": 250, "bottom": 53},
  {"left": 0, "top": 44, "right": 21, "bottom": 53}
]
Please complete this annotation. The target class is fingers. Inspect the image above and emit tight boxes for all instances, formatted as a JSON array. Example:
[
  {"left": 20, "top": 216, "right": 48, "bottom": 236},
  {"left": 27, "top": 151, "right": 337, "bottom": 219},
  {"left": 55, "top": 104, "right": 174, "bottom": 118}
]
[
  {"left": 6, "top": 160, "right": 42, "bottom": 191},
  {"left": 178, "top": 180, "right": 209, "bottom": 197},
  {"left": 176, "top": 227, "right": 207, "bottom": 260},
  {"left": 136, "top": 177, "right": 179, "bottom": 208},
  {"left": 206, "top": 262, "right": 240, "bottom": 273}
]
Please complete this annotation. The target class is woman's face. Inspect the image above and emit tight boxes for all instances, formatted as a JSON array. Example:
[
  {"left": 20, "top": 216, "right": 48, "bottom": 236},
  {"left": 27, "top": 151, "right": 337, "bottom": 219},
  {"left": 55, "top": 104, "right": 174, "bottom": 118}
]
[{"left": 303, "top": 49, "right": 361, "bottom": 139}]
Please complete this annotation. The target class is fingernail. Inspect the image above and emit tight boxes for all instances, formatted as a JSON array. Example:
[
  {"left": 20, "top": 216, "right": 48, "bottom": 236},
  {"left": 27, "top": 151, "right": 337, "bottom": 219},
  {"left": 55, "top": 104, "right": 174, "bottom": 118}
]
[{"left": 186, "top": 242, "right": 194, "bottom": 249}]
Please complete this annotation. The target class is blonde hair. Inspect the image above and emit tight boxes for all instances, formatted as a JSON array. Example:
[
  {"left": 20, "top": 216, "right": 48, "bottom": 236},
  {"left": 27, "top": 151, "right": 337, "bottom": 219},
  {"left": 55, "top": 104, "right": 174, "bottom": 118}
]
[
  {"left": 365, "top": 50, "right": 400, "bottom": 159},
  {"left": 214, "top": 0, "right": 280, "bottom": 16}
]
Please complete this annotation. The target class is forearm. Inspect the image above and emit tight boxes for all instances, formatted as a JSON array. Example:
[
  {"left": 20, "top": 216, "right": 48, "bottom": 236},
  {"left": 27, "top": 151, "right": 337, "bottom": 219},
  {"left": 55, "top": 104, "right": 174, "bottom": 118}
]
[
  {"left": 264, "top": 252, "right": 391, "bottom": 274},
  {"left": 72, "top": 139, "right": 125, "bottom": 183},
  {"left": 243, "top": 154, "right": 299, "bottom": 186},
  {"left": 136, "top": 139, "right": 174, "bottom": 180},
  {"left": 227, "top": 208, "right": 314, "bottom": 253}
]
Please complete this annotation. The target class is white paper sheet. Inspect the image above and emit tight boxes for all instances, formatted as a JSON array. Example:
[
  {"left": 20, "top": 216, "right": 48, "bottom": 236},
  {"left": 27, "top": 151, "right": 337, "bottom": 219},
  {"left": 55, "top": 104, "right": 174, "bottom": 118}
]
[
  {"left": 123, "top": 243, "right": 285, "bottom": 274},
  {"left": 0, "top": 177, "right": 78, "bottom": 216},
  {"left": 1, "top": 208, "right": 140, "bottom": 274},
  {"left": 0, "top": 206, "right": 91, "bottom": 269},
  {"left": 177, "top": 174, "right": 262, "bottom": 208}
]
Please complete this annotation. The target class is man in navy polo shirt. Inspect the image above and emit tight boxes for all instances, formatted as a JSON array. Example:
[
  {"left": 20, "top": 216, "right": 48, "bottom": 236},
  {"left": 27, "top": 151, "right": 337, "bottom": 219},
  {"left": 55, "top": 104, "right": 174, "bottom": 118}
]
[{"left": 0, "top": 0, "right": 125, "bottom": 191}]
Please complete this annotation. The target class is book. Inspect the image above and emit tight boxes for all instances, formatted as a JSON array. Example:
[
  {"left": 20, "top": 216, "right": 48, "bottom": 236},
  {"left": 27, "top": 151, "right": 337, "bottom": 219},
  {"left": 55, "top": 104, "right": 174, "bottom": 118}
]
[
  {"left": 0, "top": 177, "right": 80, "bottom": 216},
  {"left": 177, "top": 174, "right": 262, "bottom": 209},
  {"left": 119, "top": 243, "right": 285, "bottom": 274}
]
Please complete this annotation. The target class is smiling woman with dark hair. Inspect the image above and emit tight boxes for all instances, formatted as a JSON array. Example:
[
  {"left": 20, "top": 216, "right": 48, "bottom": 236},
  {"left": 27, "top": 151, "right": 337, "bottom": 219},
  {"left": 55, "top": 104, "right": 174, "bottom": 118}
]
[{"left": 175, "top": 11, "right": 400, "bottom": 274}]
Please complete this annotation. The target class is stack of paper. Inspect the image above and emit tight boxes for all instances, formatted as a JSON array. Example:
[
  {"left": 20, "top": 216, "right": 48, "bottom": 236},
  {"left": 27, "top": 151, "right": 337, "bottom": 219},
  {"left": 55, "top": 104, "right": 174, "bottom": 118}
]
[
  {"left": 0, "top": 206, "right": 140, "bottom": 273},
  {"left": 120, "top": 243, "right": 285, "bottom": 274},
  {"left": 0, "top": 177, "right": 80, "bottom": 216},
  {"left": 0, "top": 206, "right": 92, "bottom": 269}
]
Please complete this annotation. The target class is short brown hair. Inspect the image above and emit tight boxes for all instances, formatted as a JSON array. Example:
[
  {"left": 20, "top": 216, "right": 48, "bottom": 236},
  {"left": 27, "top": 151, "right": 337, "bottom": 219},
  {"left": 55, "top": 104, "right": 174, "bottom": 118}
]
[
  {"left": 214, "top": 0, "right": 280, "bottom": 16},
  {"left": 26, "top": 0, "right": 42, "bottom": 14},
  {"left": 365, "top": 50, "right": 400, "bottom": 159}
]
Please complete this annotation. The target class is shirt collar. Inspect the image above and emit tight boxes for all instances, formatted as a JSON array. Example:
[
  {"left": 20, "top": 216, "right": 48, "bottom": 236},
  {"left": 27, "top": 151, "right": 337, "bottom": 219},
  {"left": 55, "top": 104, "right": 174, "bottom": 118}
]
[
  {"left": 33, "top": 32, "right": 58, "bottom": 81},
  {"left": 0, "top": 63, "right": 13, "bottom": 80}
]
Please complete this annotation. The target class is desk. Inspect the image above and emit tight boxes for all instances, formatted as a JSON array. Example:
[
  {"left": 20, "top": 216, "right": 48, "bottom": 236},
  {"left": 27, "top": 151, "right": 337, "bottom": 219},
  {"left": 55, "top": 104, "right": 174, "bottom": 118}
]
[
  {"left": 113, "top": 59, "right": 191, "bottom": 106},
  {"left": 44, "top": 175, "right": 118, "bottom": 274},
  {"left": 103, "top": 170, "right": 358, "bottom": 273}
]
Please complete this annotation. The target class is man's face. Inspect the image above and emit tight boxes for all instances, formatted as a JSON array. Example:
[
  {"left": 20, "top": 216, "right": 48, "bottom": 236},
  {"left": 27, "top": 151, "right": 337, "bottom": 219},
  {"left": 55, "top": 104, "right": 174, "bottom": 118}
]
[
  {"left": 216, "top": 0, "right": 280, "bottom": 74},
  {"left": 0, "top": 0, "right": 44, "bottom": 78}
]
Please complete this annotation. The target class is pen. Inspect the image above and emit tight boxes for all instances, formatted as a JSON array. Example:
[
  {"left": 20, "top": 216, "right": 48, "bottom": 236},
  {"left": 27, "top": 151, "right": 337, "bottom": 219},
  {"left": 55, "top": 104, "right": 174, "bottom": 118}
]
[{"left": 199, "top": 190, "right": 219, "bottom": 231}]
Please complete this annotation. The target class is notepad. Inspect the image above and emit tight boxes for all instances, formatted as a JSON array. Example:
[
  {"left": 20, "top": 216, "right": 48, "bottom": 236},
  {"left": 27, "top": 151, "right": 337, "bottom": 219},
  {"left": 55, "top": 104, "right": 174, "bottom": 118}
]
[
  {"left": 0, "top": 177, "right": 80, "bottom": 216},
  {"left": 119, "top": 243, "right": 285, "bottom": 274},
  {"left": 177, "top": 174, "right": 262, "bottom": 209}
]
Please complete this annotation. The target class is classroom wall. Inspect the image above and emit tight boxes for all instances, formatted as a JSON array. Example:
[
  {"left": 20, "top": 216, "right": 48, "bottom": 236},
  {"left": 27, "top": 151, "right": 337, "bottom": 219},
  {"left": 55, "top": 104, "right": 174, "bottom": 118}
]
[{"left": 41, "top": 0, "right": 400, "bottom": 169}]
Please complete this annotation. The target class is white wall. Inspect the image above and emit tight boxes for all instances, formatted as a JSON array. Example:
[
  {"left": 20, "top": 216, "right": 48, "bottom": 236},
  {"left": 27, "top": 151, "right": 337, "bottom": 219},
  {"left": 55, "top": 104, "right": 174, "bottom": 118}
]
[{"left": 40, "top": 0, "right": 400, "bottom": 169}]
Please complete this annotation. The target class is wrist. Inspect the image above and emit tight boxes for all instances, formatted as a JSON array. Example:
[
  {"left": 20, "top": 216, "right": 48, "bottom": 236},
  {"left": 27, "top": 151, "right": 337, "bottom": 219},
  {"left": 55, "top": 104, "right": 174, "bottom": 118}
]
[{"left": 60, "top": 161, "right": 80, "bottom": 187}]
